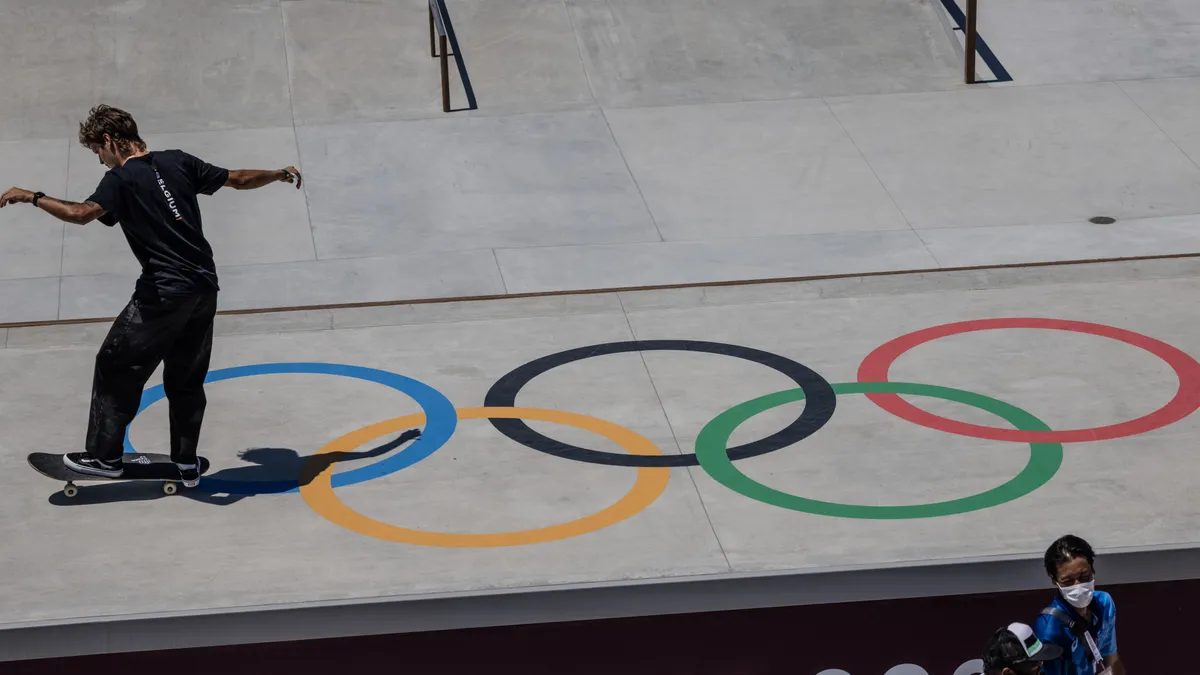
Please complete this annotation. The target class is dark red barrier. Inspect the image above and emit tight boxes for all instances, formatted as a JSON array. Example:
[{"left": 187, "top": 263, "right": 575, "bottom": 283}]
[{"left": 9, "top": 578, "right": 1193, "bottom": 674}]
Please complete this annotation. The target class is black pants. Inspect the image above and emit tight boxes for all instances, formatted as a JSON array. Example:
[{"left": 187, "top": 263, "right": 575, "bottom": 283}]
[{"left": 86, "top": 291, "right": 218, "bottom": 464}]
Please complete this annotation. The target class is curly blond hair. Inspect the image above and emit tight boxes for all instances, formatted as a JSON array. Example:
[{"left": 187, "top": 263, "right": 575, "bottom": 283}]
[{"left": 78, "top": 104, "right": 147, "bottom": 152}]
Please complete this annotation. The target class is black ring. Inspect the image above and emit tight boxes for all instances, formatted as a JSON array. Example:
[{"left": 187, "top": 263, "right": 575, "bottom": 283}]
[{"left": 483, "top": 340, "right": 836, "bottom": 467}]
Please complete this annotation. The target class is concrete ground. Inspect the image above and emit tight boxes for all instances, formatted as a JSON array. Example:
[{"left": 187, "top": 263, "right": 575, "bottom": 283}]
[
  {"left": 2, "top": 257, "right": 1199, "bottom": 660},
  {"left": 3, "top": 0, "right": 1200, "bottom": 322},
  {"left": 4, "top": 0, "right": 1200, "bottom": 663}
]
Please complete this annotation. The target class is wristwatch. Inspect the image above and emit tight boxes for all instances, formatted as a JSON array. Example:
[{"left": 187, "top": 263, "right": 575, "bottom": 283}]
[{"left": 32, "top": 191, "right": 45, "bottom": 206}]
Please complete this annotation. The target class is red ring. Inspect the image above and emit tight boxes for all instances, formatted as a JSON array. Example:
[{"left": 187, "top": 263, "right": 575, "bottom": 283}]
[{"left": 857, "top": 318, "right": 1200, "bottom": 442}]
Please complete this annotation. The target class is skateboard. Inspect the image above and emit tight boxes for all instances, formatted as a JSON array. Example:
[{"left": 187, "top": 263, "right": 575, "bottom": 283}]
[{"left": 28, "top": 452, "right": 211, "bottom": 498}]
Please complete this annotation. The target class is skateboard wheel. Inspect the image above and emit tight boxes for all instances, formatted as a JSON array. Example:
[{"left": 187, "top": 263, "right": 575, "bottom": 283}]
[
  {"left": 64, "top": 483, "right": 78, "bottom": 498},
  {"left": 163, "top": 482, "right": 178, "bottom": 495}
]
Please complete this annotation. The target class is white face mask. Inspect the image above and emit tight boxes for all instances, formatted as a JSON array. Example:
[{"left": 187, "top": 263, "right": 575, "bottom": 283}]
[{"left": 1059, "top": 580, "right": 1095, "bottom": 608}]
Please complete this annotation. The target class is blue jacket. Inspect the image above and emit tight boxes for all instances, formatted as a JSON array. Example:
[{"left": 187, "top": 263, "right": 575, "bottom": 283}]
[{"left": 1033, "top": 590, "right": 1117, "bottom": 675}]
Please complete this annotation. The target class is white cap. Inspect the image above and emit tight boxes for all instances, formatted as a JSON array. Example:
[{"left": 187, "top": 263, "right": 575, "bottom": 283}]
[{"left": 1006, "top": 622, "right": 1062, "bottom": 662}]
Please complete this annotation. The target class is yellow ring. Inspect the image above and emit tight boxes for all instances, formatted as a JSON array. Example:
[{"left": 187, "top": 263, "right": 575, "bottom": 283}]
[{"left": 299, "top": 407, "right": 671, "bottom": 547}]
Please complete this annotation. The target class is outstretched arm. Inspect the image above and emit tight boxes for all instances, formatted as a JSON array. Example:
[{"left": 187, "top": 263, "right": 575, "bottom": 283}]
[
  {"left": 0, "top": 188, "right": 104, "bottom": 225},
  {"left": 225, "top": 166, "right": 303, "bottom": 190}
]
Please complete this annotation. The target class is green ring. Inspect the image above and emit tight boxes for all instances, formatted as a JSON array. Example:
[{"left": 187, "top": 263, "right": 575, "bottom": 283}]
[{"left": 694, "top": 382, "right": 1063, "bottom": 519}]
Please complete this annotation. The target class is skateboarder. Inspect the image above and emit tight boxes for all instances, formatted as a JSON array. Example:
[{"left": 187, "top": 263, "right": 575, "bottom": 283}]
[{"left": 0, "top": 104, "right": 302, "bottom": 488}]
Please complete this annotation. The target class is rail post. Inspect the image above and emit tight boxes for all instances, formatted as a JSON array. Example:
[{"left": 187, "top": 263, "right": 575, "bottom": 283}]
[
  {"left": 430, "top": 1, "right": 450, "bottom": 112},
  {"left": 440, "top": 34, "right": 450, "bottom": 112},
  {"left": 427, "top": 0, "right": 476, "bottom": 113},
  {"left": 964, "top": 0, "right": 978, "bottom": 83}
]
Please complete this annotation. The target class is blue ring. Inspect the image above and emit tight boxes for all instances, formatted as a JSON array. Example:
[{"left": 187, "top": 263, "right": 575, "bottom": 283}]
[{"left": 124, "top": 362, "right": 457, "bottom": 495}]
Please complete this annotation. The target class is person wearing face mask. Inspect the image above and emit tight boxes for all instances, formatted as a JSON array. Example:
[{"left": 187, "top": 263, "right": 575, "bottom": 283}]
[{"left": 1033, "top": 535, "right": 1125, "bottom": 675}]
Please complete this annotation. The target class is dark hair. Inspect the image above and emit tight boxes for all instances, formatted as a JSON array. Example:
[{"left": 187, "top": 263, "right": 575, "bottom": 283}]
[
  {"left": 1044, "top": 534, "right": 1095, "bottom": 580},
  {"left": 78, "top": 104, "right": 146, "bottom": 153}
]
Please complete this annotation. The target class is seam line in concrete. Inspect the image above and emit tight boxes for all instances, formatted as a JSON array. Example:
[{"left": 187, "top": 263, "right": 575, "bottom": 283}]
[
  {"left": 56, "top": 135, "right": 72, "bottom": 322},
  {"left": 3, "top": 76, "right": 1160, "bottom": 150},
  {"left": 913, "top": 229, "right": 944, "bottom": 267},
  {"left": 617, "top": 293, "right": 734, "bottom": 573},
  {"left": 599, "top": 107, "right": 665, "bottom": 242},
  {"left": 560, "top": 0, "right": 664, "bottom": 242},
  {"left": 278, "top": 0, "right": 320, "bottom": 261},
  {"left": 821, "top": 98, "right": 944, "bottom": 267},
  {"left": 491, "top": 249, "right": 509, "bottom": 294},
  {"left": 326, "top": 307, "right": 627, "bottom": 336},
  {"left": 1114, "top": 80, "right": 1200, "bottom": 175},
  {"left": 54, "top": 276, "right": 63, "bottom": 322},
  {"left": 563, "top": 0, "right": 666, "bottom": 244},
  {"left": 562, "top": 0, "right": 601, "bottom": 112},
  {"left": 58, "top": 137, "right": 70, "bottom": 279}
]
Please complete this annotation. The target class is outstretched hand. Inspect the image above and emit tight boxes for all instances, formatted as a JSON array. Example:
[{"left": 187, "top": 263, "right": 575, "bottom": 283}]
[
  {"left": 281, "top": 166, "right": 303, "bottom": 189},
  {"left": 0, "top": 187, "right": 34, "bottom": 208}
]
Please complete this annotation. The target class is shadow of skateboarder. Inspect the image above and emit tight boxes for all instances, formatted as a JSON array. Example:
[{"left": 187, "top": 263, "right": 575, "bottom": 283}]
[{"left": 47, "top": 428, "right": 422, "bottom": 506}]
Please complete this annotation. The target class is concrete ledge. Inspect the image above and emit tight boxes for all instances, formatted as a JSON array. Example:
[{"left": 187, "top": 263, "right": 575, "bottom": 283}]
[
  {"left": 6, "top": 253, "right": 1200, "bottom": 334},
  {"left": 3, "top": 543, "right": 1197, "bottom": 663}
]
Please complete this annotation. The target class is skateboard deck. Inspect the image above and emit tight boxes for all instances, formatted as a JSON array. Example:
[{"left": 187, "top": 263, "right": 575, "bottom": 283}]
[{"left": 28, "top": 452, "right": 211, "bottom": 497}]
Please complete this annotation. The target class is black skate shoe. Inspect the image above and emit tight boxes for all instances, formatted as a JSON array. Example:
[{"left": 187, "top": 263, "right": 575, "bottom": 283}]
[
  {"left": 177, "top": 463, "right": 200, "bottom": 488},
  {"left": 63, "top": 452, "right": 123, "bottom": 478}
]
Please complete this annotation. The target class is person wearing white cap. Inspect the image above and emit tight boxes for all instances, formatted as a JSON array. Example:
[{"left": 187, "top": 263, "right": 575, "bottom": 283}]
[
  {"left": 1033, "top": 535, "right": 1125, "bottom": 675},
  {"left": 982, "top": 622, "right": 1064, "bottom": 674}
]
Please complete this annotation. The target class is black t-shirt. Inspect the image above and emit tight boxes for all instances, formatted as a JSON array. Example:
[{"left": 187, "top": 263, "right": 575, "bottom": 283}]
[{"left": 87, "top": 150, "right": 228, "bottom": 299}]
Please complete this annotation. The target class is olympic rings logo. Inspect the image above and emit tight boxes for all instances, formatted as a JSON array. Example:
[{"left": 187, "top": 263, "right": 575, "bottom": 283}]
[{"left": 125, "top": 318, "right": 1200, "bottom": 548}]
